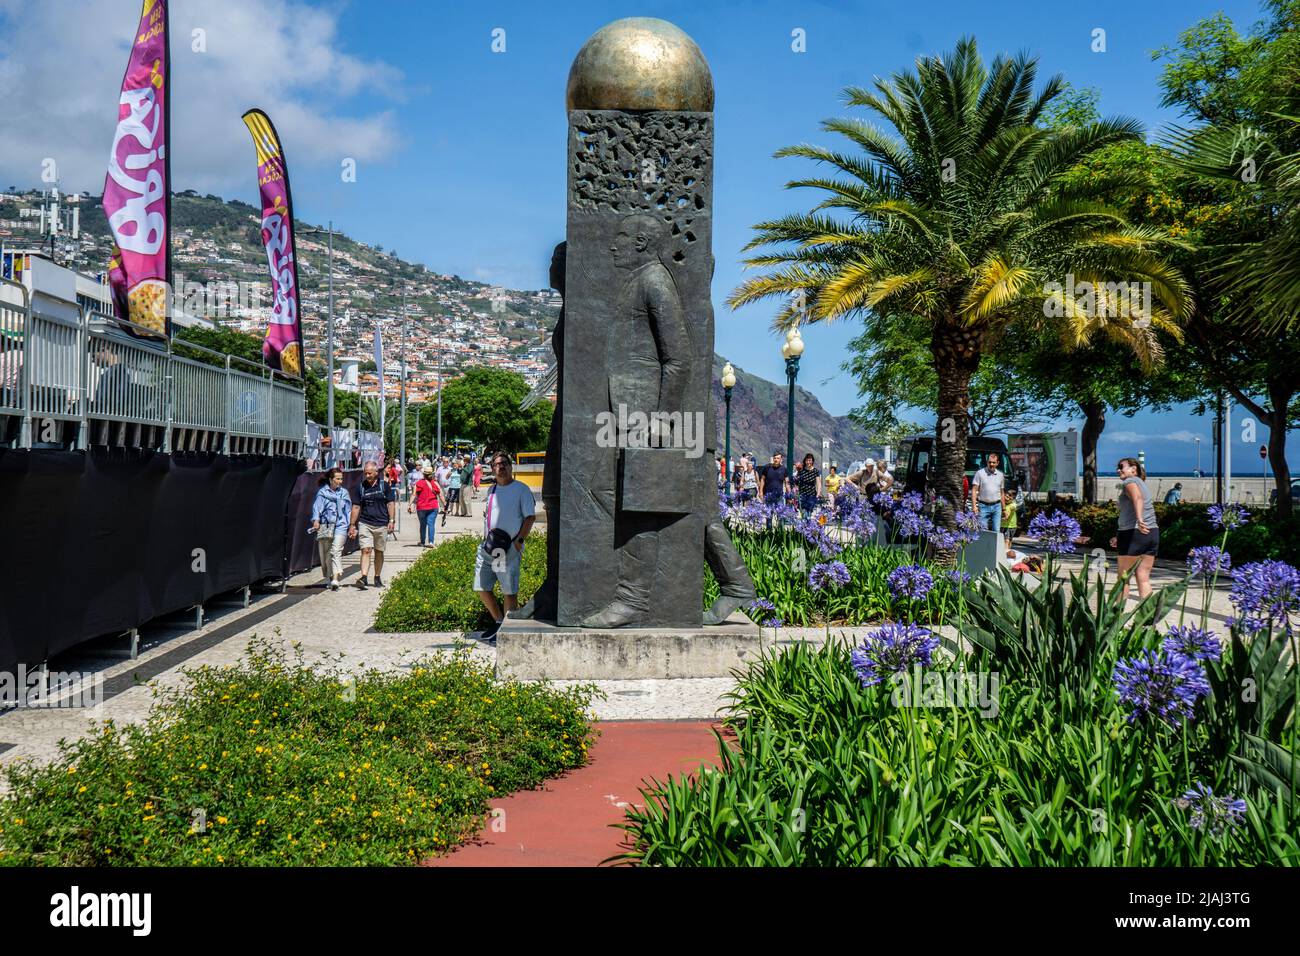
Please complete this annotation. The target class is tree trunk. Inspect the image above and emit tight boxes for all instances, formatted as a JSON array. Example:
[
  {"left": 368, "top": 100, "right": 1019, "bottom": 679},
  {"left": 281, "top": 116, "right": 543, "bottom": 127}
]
[
  {"left": 1080, "top": 399, "right": 1105, "bottom": 505},
  {"left": 1267, "top": 380, "right": 1293, "bottom": 516},
  {"left": 930, "top": 321, "right": 983, "bottom": 566}
]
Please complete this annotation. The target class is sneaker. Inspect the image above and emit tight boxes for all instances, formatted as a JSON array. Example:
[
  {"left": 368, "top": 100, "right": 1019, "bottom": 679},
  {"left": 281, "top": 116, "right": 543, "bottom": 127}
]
[
  {"left": 329, "top": 580, "right": 340, "bottom": 591},
  {"left": 482, "top": 619, "right": 502, "bottom": 640},
  {"left": 374, "top": 575, "right": 385, "bottom": 588},
  {"left": 355, "top": 577, "right": 369, "bottom": 590}
]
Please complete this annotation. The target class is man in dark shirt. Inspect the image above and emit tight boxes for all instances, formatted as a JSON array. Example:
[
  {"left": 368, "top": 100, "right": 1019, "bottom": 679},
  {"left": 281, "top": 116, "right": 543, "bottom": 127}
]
[
  {"left": 348, "top": 460, "right": 396, "bottom": 588},
  {"left": 758, "top": 452, "right": 788, "bottom": 528}
]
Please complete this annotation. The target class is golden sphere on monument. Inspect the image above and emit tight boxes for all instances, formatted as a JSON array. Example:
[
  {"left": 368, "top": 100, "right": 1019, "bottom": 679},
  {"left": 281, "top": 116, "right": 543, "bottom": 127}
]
[{"left": 566, "top": 17, "right": 714, "bottom": 112}]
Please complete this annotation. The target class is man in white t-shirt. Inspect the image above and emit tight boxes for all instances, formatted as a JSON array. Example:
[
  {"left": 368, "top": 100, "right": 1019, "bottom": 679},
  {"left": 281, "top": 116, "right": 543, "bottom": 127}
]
[
  {"left": 474, "top": 451, "right": 536, "bottom": 639},
  {"left": 970, "top": 453, "right": 1006, "bottom": 533}
]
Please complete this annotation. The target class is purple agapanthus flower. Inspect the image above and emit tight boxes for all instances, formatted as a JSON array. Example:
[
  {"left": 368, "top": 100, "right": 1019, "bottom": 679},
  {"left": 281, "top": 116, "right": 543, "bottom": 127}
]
[
  {"left": 870, "top": 492, "right": 895, "bottom": 513},
  {"left": 747, "top": 598, "right": 781, "bottom": 628},
  {"left": 1207, "top": 502, "right": 1250, "bottom": 531},
  {"left": 1228, "top": 560, "right": 1300, "bottom": 634},
  {"left": 1186, "top": 546, "right": 1230, "bottom": 579},
  {"left": 809, "top": 561, "right": 851, "bottom": 592},
  {"left": 1027, "top": 509, "right": 1082, "bottom": 555},
  {"left": 1112, "top": 650, "right": 1211, "bottom": 728},
  {"left": 953, "top": 508, "right": 983, "bottom": 544},
  {"left": 887, "top": 564, "right": 934, "bottom": 601},
  {"left": 768, "top": 500, "right": 800, "bottom": 527},
  {"left": 927, "top": 526, "right": 959, "bottom": 550},
  {"left": 946, "top": 569, "right": 972, "bottom": 586},
  {"left": 893, "top": 508, "right": 933, "bottom": 539},
  {"left": 1175, "top": 783, "right": 1248, "bottom": 837},
  {"left": 850, "top": 623, "right": 941, "bottom": 688},
  {"left": 1162, "top": 625, "right": 1222, "bottom": 662},
  {"left": 897, "top": 491, "right": 924, "bottom": 513},
  {"left": 796, "top": 516, "right": 843, "bottom": 558}
]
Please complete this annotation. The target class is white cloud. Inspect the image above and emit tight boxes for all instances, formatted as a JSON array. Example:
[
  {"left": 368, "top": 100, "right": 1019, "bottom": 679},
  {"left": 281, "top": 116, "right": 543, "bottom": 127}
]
[
  {"left": 1106, "top": 430, "right": 1144, "bottom": 444},
  {"left": 0, "top": 0, "right": 403, "bottom": 196},
  {"left": 1165, "top": 430, "right": 1203, "bottom": 443}
]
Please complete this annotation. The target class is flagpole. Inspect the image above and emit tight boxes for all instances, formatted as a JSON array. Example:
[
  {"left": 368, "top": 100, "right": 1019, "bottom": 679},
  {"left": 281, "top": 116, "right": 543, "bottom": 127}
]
[{"left": 163, "top": 0, "right": 172, "bottom": 340}]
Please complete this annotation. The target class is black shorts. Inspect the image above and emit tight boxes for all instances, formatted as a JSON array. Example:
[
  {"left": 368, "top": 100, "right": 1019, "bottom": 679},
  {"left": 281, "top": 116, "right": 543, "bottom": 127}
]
[{"left": 1117, "top": 527, "right": 1160, "bottom": 557}]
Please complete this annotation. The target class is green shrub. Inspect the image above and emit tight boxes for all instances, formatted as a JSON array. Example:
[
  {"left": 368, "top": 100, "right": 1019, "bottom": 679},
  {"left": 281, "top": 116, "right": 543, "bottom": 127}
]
[
  {"left": 620, "top": 571, "right": 1300, "bottom": 866},
  {"left": 1023, "top": 501, "right": 1300, "bottom": 564},
  {"left": 373, "top": 533, "right": 546, "bottom": 632},
  {"left": 0, "top": 637, "right": 594, "bottom": 866}
]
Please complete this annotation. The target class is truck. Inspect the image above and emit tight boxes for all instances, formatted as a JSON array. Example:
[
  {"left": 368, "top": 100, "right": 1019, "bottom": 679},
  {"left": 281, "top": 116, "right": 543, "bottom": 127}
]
[{"left": 893, "top": 434, "right": 1026, "bottom": 497}]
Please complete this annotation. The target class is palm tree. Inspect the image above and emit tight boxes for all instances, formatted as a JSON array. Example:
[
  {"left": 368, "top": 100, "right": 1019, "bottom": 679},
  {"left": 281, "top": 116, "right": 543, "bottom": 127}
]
[
  {"left": 729, "top": 39, "right": 1192, "bottom": 550},
  {"left": 1166, "top": 116, "right": 1300, "bottom": 331}
]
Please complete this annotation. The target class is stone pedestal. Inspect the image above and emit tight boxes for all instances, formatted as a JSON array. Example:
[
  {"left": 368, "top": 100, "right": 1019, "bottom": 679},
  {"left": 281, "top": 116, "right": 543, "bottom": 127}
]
[{"left": 495, "top": 612, "right": 761, "bottom": 680}]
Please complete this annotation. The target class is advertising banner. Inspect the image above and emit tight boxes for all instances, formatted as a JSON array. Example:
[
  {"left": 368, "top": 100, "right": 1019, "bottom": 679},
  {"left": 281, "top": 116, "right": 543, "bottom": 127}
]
[
  {"left": 103, "top": 0, "right": 170, "bottom": 338},
  {"left": 241, "top": 109, "right": 304, "bottom": 376},
  {"left": 1008, "top": 431, "right": 1080, "bottom": 496}
]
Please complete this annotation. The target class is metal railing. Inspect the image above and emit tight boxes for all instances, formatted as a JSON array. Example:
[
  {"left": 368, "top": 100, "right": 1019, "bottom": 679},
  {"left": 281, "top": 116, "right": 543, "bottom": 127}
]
[{"left": 0, "top": 276, "right": 305, "bottom": 453}]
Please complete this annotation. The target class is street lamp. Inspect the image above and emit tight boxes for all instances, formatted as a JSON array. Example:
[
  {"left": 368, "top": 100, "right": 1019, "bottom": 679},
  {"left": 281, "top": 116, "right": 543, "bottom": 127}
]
[
  {"left": 721, "top": 361, "right": 736, "bottom": 491},
  {"left": 398, "top": 279, "right": 407, "bottom": 497},
  {"left": 781, "top": 326, "right": 804, "bottom": 470},
  {"left": 1194, "top": 436, "right": 1201, "bottom": 477}
]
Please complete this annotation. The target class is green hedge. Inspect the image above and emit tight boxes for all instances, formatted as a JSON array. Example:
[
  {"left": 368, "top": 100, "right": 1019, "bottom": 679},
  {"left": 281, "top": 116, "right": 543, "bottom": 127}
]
[
  {"left": 0, "top": 638, "right": 593, "bottom": 866},
  {"left": 379, "top": 523, "right": 953, "bottom": 632},
  {"left": 373, "top": 533, "right": 546, "bottom": 632},
  {"left": 1023, "top": 501, "right": 1300, "bottom": 564}
]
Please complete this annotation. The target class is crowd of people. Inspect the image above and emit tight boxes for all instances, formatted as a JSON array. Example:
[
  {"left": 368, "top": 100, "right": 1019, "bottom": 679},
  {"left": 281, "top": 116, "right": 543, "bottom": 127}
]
[
  {"left": 307, "top": 447, "right": 537, "bottom": 642},
  {"left": 718, "top": 450, "right": 897, "bottom": 517}
]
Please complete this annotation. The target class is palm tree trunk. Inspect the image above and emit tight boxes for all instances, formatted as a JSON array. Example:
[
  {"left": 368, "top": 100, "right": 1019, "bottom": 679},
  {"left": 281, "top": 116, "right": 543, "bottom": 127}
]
[
  {"left": 931, "top": 321, "right": 982, "bottom": 565},
  {"left": 1080, "top": 399, "right": 1105, "bottom": 505}
]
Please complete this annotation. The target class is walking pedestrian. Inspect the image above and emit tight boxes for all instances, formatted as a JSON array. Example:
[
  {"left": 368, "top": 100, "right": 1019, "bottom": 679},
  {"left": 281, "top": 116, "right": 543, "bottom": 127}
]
[
  {"left": 474, "top": 452, "right": 537, "bottom": 640},
  {"left": 442, "top": 457, "right": 463, "bottom": 527},
  {"left": 347, "top": 460, "right": 396, "bottom": 589},
  {"left": 1001, "top": 489, "right": 1020, "bottom": 557},
  {"left": 737, "top": 455, "right": 759, "bottom": 502},
  {"left": 309, "top": 467, "right": 350, "bottom": 590},
  {"left": 757, "top": 451, "right": 788, "bottom": 527},
  {"left": 408, "top": 466, "right": 441, "bottom": 547},
  {"left": 472, "top": 458, "right": 482, "bottom": 498},
  {"left": 794, "top": 452, "right": 822, "bottom": 517},
  {"left": 457, "top": 457, "right": 474, "bottom": 516},
  {"left": 1110, "top": 456, "right": 1159, "bottom": 599},
  {"left": 970, "top": 453, "right": 1006, "bottom": 533}
]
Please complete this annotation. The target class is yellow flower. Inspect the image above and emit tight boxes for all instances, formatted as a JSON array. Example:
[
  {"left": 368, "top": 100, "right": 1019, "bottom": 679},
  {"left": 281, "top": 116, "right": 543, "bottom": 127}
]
[
  {"left": 216, "top": 816, "right": 228, "bottom": 824},
  {"left": 199, "top": 763, "right": 208, "bottom": 771},
  {"left": 77, "top": 786, "right": 87, "bottom": 794}
]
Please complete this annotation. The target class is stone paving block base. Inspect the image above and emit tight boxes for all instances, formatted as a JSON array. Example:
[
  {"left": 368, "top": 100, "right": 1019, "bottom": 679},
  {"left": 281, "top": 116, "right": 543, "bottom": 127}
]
[{"left": 495, "top": 613, "right": 762, "bottom": 680}]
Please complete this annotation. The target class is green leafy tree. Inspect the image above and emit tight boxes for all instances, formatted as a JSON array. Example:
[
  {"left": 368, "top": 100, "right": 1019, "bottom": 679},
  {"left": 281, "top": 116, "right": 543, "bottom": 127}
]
[
  {"left": 432, "top": 367, "right": 551, "bottom": 455},
  {"left": 729, "top": 39, "right": 1191, "bottom": 550},
  {"left": 1154, "top": 0, "right": 1300, "bottom": 511}
]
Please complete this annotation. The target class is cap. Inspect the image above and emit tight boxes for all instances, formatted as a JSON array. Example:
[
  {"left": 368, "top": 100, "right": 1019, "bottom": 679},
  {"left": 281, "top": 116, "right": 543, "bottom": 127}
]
[{"left": 865, "top": 458, "right": 875, "bottom": 466}]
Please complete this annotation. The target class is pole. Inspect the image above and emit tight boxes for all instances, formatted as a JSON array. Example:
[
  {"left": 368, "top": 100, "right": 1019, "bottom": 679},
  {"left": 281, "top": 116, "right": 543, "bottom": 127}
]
[
  {"left": 399, "top": 281, "right": 407, "bottom": 495},
  {"left": 436, "top": 339, "right": 443, "bottom": 456},
  {"left": 1224, "top": 394, "right": 1233, "bottom": 503},
  {"left": 723, "top": 384, "right": 732, "bottom": 490},
  {"left": 1213, "top": 394, "right": 1224, "bottom": 506},
  {"left": 785, "top": 355, "right": 799, "bottom": 472},
  {"left": 326, "top": 223, "right": 335, "bottom": 432}
]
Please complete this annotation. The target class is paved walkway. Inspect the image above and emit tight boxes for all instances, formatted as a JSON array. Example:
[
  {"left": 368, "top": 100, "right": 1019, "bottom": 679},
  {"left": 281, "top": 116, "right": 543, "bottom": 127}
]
[{"left": 427, "top": 720, "right": 725, "bottom": 867}]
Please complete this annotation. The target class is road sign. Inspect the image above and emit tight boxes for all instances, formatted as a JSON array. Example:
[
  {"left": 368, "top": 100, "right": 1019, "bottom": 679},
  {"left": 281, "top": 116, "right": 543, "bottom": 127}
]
[{"left": 1260, "top": 444, "right": 1268, "bottom": 460}]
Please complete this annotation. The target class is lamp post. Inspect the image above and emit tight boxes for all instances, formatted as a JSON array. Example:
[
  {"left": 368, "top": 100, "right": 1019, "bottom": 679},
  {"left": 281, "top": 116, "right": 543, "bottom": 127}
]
[
  {"left": 1194, "top": 436, "right": 1201, "bottom": 477},
  {"left": 781, "top": 327, "right": 804, "bottom": 472},
  {"left": 721, "top": 361, "right": 736, "bottom": 490},
  {"left": 436, "top": 337, "right": 443, "bottom": 457}
]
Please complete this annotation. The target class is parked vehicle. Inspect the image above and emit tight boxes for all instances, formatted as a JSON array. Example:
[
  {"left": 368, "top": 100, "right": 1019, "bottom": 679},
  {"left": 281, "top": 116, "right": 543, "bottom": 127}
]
[{"left": 894, "top": 434, "right": 1026, "bottom": 497}]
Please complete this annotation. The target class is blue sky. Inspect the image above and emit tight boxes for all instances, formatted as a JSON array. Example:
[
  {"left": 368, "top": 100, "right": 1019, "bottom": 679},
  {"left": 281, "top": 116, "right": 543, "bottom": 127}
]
[{"left": 3, "top": 0, "right": 1294, "bottom": 473}]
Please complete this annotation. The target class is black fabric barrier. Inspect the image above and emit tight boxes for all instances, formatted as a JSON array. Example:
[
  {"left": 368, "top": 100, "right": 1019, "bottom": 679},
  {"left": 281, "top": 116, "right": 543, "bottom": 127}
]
[
  {"left": 0, "top": 449, "right": 302, "bottom": 674},
  {"left": 285, "top": 469, "right": 364, "bottom": 575}
]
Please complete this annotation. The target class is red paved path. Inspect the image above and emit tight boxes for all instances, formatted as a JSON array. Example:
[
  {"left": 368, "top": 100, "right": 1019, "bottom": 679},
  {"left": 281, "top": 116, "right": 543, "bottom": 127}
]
[{"left": 427, "top": 720, "right": 724, "bottom": 867}]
